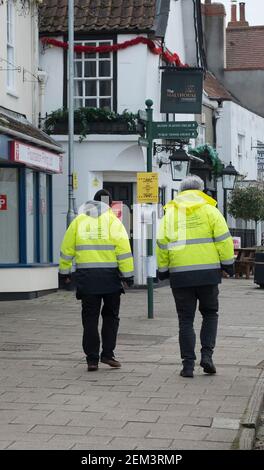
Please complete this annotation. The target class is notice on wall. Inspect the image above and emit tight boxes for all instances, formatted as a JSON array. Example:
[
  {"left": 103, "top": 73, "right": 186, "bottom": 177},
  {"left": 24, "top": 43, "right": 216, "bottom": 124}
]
[
  {"left": 137, "top": 172, "right": 159, "bottom": 204},
  {"left": 0, "top": 194, "right": 7, "bottom": 210}
]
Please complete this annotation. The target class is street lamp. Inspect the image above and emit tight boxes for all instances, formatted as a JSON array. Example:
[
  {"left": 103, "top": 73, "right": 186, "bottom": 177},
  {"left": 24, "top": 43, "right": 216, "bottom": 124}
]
[
  {"left": 222, "top": 162, "right": 239, "bottom": 190},
  {"left": 154, "top": 143, "right": 200, "bottom": 181},
  {"left": 170, "top": 147, "right": 190, "bottom": 181},
  {"left": 222, "top": 162, "right": 239, "bottom": 219}
]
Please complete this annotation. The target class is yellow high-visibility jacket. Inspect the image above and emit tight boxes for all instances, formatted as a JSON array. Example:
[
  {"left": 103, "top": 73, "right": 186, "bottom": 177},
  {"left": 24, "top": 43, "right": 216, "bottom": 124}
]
[
  {"left": 157, "top": 190, "right": 234, "bottom": 287},
  {"left": 59, "top": 201, "right": 134, "bottom": 295}
]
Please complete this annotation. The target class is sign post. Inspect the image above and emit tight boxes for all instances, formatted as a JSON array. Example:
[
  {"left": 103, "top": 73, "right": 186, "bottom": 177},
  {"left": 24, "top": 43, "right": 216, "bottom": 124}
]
[{"left": 145, "top": 99, "right": 154, "bottom": 319}]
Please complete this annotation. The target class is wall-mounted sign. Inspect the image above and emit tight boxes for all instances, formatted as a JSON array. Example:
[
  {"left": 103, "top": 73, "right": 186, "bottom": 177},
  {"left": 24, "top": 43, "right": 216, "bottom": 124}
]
[
  {"left": 0, "top": 194, "right": 7, "bottom": 211},
  {"left": 10, "top": 141, "right": 63, "bottom": 174},
  {"left": 137, "top": 172, "right": 158, "bottom": 203},
  {"left": 160, "top": 68, "right": 203, "bottom": 114}
]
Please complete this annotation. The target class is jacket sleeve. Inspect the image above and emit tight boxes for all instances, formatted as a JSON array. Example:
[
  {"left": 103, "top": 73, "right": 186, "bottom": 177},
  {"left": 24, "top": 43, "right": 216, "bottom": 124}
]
[
  {"left": 156, "top": 214, "right": 170, "bottom": 276},
  {"left": 111, "top": 217, "right": 134, "bottom": 278},
  {"left": 210, "top": 208, "right": 234, "bottom": 267},
  {"left": 59, "top": 218, "right": 77, "bottom": 275}
]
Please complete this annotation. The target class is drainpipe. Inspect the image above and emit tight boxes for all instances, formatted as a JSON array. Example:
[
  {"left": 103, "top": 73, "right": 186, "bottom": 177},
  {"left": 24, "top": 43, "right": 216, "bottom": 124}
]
[{"left": 37, "top": 70, "right": 48, "bottom": 129}]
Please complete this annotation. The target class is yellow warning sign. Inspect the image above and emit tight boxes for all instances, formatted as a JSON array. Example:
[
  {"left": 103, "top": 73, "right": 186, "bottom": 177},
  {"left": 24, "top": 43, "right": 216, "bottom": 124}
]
[
  {"left": 137, "top": 172, "right": 159, "bottom": 203},
  {"left": 72, "top": 171, "right": 78, "bottom": 190}
]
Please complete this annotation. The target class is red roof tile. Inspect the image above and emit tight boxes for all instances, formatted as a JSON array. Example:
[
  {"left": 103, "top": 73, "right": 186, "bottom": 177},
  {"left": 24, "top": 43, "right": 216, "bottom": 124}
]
[
  {"left": 39, "top": 0, "right": 157, "bottom": 34},
  {"left": 204, "top": 72, "right": 234, "bottom": 101},
  {"left": 226, "top": 26, "right": 264, "bottom": 69}
]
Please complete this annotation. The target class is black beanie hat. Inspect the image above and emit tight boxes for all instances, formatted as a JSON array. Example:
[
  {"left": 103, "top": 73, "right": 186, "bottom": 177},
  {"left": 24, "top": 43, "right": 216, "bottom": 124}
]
[{"left": 93, "top": 189, "right": 113, "bottom": 205}]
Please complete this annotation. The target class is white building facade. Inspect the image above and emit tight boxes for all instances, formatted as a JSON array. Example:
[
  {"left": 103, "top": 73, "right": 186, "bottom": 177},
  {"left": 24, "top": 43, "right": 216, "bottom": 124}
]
[{"left": 39, "top": 0, "right": 200, "bottom": 285}]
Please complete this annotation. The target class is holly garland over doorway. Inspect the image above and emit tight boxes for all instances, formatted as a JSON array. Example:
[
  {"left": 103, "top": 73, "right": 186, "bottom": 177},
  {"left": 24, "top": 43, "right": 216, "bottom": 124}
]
[{"left": 41, "top": 36, "right": 186, "bottom": 67}]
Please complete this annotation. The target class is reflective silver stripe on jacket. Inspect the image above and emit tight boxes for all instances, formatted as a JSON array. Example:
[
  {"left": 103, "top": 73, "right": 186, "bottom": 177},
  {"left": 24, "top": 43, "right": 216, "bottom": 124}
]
[
  {"left": 214, "top": 231, "right": 231, "bottom": 242},
  {"left": 157, "top": 241, "right": 168, "bottom": 249},
  {"left": 159, "top": 238, "right": 214, "bottom": 249},
  {"left": 158, "top": 266, "right": 169, "bottom": 272},
  {"left": 116, "top": 253, "right": 132, "bottom": 261},
  {"left": 119, "top": 271, "right": 134, "bottom": 277},
  {"left": 221, "top": 258, "right": 234, "bottom": 265},
  {"left": 59, "top": 269, "right": 71, "bottom": 274},
  {"left": 158, "top": 234, "right": 231, "bottom": 250},
  {"left": 76, "top": 262, "right": 118, "bottom": 269},
  {"left": 60, "top": 252, "right": 74, "bottom": 260},
  {"left": 76, "top": 245, "right": 115, "bottom": 251},
  {"left": 169, "top": 263, "right": 221, "bottom": 273}
]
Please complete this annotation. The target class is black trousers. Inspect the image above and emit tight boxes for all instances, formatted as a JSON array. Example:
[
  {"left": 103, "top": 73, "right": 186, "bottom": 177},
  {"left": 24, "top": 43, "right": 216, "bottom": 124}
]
[
  {"left": 81, "top": 292, "right": 121, "bottom": 363},
  {"left": 172, "top": 285, "right": 219, "bottom": 368}
]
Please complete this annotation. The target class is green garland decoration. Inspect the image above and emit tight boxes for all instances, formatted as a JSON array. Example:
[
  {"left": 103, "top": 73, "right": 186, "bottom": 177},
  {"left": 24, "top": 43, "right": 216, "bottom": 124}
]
[{"left": 188, "top": 144, "right": 224, "bottom": 177}]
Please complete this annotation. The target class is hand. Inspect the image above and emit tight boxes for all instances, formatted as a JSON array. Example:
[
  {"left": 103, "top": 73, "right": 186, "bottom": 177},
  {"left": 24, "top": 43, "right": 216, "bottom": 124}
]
[
  {"left": 221, "top": 264, "right": 234, "bottom": 277},
  {"left": 60, "top": 274, "right": 72, "bottom": 284},
  {"left": 121, "top": 277, "right": 134, "bottom": 288}
]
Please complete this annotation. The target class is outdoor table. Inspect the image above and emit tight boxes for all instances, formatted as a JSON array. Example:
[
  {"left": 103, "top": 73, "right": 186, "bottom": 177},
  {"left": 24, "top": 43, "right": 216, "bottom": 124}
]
[{"left": 234, "top": 247, "right": 256, "bottom": 279}]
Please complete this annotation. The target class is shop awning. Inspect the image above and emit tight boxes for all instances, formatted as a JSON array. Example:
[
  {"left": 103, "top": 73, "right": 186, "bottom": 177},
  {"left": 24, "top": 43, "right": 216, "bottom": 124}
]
[{"left": 0, "top": 107, "right": 63, "bottom": 154}]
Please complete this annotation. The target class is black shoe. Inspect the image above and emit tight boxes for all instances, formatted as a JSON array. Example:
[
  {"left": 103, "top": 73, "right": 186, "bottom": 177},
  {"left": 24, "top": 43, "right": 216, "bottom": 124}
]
[
  {"left": 101, "top": 357, "right": 121, "bottom": 368},
  {"left": 87, "top": 363, "right": 98, "bottom": 372},
  {"left": 180, "top": 368, "right": 194, "bottom": 378},
  {"left": 200, "top": 357, "right": 216, "bottom": 374}
]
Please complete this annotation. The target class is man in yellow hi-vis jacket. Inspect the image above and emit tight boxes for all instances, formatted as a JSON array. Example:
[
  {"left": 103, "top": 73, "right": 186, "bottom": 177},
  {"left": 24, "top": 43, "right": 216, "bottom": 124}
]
[
  {"left": 157, "top": 176, "right": 234, "bottom": 378},
  {"left": 59, "top": 190, "right": 134, "bottom": 371}
]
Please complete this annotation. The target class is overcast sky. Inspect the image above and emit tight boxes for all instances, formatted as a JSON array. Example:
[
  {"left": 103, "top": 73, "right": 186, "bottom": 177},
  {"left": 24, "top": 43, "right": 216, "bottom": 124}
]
[{"left": 212, "top": 0, "right": 264, "bottom": 26}]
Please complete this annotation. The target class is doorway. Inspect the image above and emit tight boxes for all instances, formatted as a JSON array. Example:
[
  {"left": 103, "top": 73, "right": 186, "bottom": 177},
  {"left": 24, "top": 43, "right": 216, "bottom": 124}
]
[{"left": 103, "top": 182, "right": 133, "bottom": 243}]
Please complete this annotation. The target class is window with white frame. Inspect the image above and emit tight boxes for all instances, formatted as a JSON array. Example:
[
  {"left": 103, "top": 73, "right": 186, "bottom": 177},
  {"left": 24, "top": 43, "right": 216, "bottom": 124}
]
[
  {"left": 237, "top": 133, "right": 245, "bottom": 173},
  {"left": 6, "top": 0, "right": 15, "bottom": 90},
  {"left": 73, "top": 40, "right": 113, "bottom": 110}
]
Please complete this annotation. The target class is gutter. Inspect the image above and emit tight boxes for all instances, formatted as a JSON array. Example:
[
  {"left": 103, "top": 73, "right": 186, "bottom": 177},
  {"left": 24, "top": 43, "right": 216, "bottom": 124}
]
[{"left": 0, "top": 125, "right": 64, "bottom": 153}]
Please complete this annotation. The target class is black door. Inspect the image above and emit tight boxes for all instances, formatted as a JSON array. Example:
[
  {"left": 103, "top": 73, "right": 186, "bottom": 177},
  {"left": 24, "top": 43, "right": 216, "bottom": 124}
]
[{"left": 103, "top": 182, "right": 133, "bottom": 245}]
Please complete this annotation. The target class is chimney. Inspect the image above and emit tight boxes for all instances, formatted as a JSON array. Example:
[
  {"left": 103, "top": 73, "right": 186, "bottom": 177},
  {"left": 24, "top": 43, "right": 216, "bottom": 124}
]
[
  {"left": 202, "top": 1, "right": 226, "bottom": 74},
  {"left": 227, "top": 1, "right": 249, "bottom": 28},
  {"left": 239, "top": 2, "right": 248, "bottom": 25},
  {"left": 231, "top": 1, "right": 237, "bottom": 23}
]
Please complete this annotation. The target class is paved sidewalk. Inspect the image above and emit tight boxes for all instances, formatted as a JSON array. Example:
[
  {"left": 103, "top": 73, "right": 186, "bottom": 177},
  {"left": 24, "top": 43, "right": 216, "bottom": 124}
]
[{"left": 0, "top": 279, "right": 263, "bottom": 450}]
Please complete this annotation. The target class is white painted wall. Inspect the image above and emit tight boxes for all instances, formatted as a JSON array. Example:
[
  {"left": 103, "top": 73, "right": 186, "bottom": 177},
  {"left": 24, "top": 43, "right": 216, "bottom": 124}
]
[
  {"left": 39, "top": 36, "right": 64, "bottom": 116},
  {"left": 165, "top": 0, "right": 186, "bottom": 60},
  {"left": 216, "top": 100, "right": 264, "bottom": 180},
  {"left": 0, "top": 267, "right": 58, "bottom": 293},
  {"left": 216, "top": 100, "right": 264, "bottom": 243},
  {"left": 0, "top": 2, "right": 39, "bottom": 124}
]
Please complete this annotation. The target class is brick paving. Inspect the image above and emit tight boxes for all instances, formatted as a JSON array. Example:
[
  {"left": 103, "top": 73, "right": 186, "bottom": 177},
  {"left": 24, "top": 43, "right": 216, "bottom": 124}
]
[{"left": 0, "top": 279, "right": 263, "bottom": 450}]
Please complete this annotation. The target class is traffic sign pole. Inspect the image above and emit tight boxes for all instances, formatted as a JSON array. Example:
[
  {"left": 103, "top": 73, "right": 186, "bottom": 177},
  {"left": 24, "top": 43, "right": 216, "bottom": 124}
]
[{"left": 145, "top": 99, "right": 154, "bottom": 319}]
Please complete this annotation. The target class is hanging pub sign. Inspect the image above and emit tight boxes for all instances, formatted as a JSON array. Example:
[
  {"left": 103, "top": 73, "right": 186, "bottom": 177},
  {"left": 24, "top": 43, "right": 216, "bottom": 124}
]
[{"left": 160, "top": 68, "right": 203, "bottom": 114}]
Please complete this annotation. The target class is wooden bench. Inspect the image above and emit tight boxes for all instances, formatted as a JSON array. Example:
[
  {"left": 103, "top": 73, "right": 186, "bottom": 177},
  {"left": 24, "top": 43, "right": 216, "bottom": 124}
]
[{"left": 235, "top": 248, "right": 256, "bottom": 279}]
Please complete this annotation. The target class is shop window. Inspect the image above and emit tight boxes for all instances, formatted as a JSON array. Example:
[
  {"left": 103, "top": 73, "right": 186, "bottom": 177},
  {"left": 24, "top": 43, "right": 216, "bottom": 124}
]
[
  {"left": 73, "top": 40, "right": 113, "bottom": 110},
  {"left": 0, "top": 167, "right": 19, "bottom": 263},
  {"left": 26, "top": 170, "right": 37, "bottom": 263},
  {"left": 39, "top": 173, "right": 51, "bottom": 263}
]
